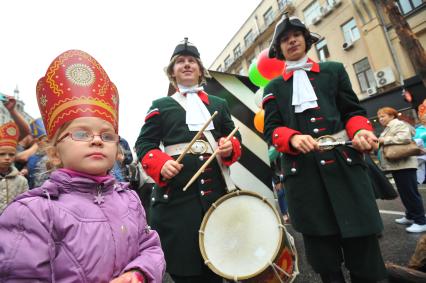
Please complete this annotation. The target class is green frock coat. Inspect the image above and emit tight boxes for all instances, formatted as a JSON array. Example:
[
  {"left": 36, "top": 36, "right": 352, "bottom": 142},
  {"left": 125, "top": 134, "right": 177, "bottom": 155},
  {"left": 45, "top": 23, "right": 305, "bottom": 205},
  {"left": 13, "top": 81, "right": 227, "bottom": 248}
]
[
  {"left": 263, "top": 61, "right": 383, "bottom": 238},
  {"left": 135, "top": 94, "right": 241, "bottom": 276}
]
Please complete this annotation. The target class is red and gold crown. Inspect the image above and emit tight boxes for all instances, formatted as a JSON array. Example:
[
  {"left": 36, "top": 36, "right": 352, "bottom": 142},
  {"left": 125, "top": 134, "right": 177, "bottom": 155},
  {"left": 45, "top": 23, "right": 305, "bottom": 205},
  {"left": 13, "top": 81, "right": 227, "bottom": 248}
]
[
  {"left": 36, "top": 50, "right": 119, "bottom": 139},
  {"left": 0, "top": 121, "right": 19, "bottom": 148}
]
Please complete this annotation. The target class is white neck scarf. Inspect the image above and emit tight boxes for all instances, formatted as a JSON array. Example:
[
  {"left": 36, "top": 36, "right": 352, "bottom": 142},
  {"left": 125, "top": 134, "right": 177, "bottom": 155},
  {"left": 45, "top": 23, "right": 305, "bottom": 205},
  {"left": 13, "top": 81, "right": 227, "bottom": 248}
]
[
  {"left": 178, "top": 84, "right": 214, "bottom": 131},
  {"left": 286, "top": 55, "right": 318, "bottom": 113}
]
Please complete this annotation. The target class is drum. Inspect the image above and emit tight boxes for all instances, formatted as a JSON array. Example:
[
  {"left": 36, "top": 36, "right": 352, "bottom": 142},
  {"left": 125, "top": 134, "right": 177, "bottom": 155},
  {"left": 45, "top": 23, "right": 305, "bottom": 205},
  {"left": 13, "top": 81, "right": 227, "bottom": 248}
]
[{"left": 199, "top": 190, "right": 298, "bottom": 282}]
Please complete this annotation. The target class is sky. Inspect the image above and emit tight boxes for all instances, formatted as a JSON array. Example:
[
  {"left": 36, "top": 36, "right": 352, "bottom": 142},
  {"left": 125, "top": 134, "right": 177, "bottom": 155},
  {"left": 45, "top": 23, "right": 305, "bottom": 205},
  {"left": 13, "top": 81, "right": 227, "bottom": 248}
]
[{"left": 0, "top": 0, "right": 261, "bottom": 147}]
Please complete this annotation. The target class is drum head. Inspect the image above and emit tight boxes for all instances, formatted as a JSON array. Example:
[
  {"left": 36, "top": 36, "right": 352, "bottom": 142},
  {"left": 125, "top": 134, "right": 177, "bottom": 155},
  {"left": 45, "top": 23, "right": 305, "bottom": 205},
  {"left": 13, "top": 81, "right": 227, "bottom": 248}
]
[{"left": 200, "top": 191, "right": 283, "bottom": 280}]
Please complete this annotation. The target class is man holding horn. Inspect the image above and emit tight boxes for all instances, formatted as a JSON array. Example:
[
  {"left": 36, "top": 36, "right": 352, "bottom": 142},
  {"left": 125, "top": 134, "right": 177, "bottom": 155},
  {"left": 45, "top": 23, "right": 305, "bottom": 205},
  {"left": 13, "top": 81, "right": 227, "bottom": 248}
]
[{"left": 135, "top": 38, "right": 241, "bottom": 283}]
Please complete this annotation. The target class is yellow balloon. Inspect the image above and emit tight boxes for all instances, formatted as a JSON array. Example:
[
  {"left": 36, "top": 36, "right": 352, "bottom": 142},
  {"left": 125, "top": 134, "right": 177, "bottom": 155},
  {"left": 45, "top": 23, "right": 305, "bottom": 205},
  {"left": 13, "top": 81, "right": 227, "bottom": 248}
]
[{"left": 254, "top": 109, "right": 265, "bottom": 133}]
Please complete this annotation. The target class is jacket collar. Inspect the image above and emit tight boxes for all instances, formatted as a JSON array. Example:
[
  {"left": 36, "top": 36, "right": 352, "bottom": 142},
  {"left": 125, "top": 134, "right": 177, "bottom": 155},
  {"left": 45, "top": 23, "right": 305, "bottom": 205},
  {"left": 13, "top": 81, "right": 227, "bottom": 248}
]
[
  {"left": 14, "top": 170, "right": 127, "bottom": 201},
  {"left": 175, "top": 90, "right": 209, "bottom": 105},
  {"left": 0, "top": 166, "right": 19, "bottom": 179},
  {"left": 282, "top": 58, "right": 320, "bottom": 81}
]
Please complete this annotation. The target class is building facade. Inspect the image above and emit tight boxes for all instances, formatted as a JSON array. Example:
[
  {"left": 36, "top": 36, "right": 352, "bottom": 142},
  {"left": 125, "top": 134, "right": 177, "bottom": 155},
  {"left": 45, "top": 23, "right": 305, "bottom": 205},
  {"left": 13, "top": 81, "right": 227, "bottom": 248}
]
[
  {"left": 210, "top": 0, "right": 425, "bottom": 125},
  {"left": 0, "top": 87, "right": 34, "bottom": 125}
]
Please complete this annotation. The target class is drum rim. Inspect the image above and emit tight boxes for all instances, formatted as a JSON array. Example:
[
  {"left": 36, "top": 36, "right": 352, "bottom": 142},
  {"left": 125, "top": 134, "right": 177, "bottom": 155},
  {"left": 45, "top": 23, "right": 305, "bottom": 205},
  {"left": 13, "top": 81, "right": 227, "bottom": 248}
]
[{"left": 199, "top": 190, "right": 285, "bottom": 280}]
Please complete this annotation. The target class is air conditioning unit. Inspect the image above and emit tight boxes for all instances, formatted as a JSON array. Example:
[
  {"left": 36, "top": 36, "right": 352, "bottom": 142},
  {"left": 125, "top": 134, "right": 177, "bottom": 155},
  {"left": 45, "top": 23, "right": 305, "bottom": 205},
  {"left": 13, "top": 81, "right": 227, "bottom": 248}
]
[
  {"left": 342, "top": 40, "right": 354, "bottom": 50},
  {"left": 311, "top": 16, "right": 322, "bottom": 25},
  {"left": 367, "top": 86, "right": 377, "bottom": 96},
  {"left": 320, "top": 5, "right": 332, "bottom": 16},
  {"left": 375, "top": 67, "right": 396, "bottom": 87},
  {"left": 330, "top": 0, "right": 342, "bottom": 8}
]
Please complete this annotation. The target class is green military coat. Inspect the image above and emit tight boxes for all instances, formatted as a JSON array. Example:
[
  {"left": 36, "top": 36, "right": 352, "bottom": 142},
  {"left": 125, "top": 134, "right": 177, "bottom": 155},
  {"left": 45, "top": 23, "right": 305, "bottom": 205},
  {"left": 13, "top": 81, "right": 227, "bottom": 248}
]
[
  {"left": 263, "top": 61, "right": 383, "bottom": 238},
  {"left": 135, "top": 94, "right": 241, "bottom": 276}
]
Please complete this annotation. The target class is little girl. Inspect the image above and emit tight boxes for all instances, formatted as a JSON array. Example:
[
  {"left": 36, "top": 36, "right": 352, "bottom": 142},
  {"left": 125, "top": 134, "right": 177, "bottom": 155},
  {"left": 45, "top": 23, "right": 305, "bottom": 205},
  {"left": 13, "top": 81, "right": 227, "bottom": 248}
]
[{"left": 0, "top": 50, "right": 165, "bottom": 282}]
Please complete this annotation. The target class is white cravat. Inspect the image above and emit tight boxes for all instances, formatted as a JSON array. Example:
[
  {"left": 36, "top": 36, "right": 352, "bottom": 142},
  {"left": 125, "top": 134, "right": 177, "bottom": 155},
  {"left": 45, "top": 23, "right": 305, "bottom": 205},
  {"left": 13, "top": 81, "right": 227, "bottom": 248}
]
[
  {"left": 178, "top": 84, "right": 214, "bottom": 131},
  {"left": 286, "top": 55, "right": 318, "bottom": 113}
]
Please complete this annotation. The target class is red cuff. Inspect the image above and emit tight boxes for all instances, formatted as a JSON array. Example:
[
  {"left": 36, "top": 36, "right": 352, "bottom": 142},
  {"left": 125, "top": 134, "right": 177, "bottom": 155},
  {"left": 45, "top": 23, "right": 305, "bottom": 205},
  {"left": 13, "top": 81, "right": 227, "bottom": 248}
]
[
  {"left": 272, "top": 127, "right": 301, "bottom": 155},
  {"left": 346, "top": 116, "right": 373, "bottom": 139},
  {"left": 141, "top": 149, "right": 173, "bottom": 187},
  {"left": 221, "top": 136, "right": 242, "bottom": 166}
]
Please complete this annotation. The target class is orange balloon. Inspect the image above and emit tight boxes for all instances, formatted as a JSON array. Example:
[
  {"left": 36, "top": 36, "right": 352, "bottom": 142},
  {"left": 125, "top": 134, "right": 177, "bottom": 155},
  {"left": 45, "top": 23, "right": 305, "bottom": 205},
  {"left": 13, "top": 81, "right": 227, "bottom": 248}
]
[{"left": 254, "top": 109, "right": 265, "bottom": 133}]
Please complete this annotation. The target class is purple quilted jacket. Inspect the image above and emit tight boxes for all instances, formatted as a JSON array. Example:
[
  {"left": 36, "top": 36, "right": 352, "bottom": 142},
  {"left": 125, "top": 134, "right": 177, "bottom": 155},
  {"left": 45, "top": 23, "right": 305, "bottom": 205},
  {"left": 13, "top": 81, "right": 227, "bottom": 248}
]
[{"left": 0, "top": 170, "right": 165, "bottom": 282}]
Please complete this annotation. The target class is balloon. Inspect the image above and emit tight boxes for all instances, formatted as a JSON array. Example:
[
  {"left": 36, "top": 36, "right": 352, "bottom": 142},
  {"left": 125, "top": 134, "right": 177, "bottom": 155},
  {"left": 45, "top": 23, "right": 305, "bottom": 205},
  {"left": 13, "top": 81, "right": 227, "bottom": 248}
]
[
  {"left": 254, "top": 88, "right": 264, "bottom": 109},
  {"left": 254, "top": 109, "right": 265, "bottom": 133},
  {"left": 248, "top": 60, "right": 270, "bottom": 88},
  {"left": 268, "top": 146, "right": 280, "bottom": 162},
  {"left": 257, "top": 48, "right": 285, "bottom": 80}
]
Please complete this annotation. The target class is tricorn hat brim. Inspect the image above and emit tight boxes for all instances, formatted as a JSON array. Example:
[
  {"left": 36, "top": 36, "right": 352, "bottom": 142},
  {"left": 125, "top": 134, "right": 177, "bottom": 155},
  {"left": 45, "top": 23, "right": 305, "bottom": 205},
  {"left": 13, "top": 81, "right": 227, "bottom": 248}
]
[{"left": 268, "top": 16, "right": 321, "bottom": 59}]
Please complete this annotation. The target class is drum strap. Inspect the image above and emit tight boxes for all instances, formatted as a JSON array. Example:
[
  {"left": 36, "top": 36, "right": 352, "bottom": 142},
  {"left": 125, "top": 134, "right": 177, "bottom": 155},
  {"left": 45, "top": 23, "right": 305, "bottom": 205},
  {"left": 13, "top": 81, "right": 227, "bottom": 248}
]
[{"left": 172, "top": 94, "right": 236, "bottom": 192}]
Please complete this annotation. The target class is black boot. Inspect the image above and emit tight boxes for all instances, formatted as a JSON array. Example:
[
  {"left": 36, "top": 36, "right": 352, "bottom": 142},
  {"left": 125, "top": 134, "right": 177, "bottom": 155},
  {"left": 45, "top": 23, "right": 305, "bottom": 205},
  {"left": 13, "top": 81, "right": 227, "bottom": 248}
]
[
  {"left": 320, "top": 270, "right": 346, "bottom": 283},
  {"left": 350, "top": 273, "right": 376, "bottom": 283}
]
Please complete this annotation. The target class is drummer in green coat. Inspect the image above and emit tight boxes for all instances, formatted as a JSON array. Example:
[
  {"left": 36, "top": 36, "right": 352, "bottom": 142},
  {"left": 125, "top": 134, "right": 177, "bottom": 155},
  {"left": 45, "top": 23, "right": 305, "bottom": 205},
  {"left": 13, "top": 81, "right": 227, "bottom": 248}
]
[
  {"left": 263, "top": 16, "right": 386, "bottom": 283},
  {"left": 135, "top": 38, "right": 241, "bottom": 283}
]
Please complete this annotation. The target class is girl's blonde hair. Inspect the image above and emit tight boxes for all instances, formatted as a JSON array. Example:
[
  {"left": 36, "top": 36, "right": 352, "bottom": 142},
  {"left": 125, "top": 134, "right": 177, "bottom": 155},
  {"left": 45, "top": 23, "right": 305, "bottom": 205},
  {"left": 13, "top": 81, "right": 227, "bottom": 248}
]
[{"left": 165, "top": 55, "right": 211, "bottom": 90}]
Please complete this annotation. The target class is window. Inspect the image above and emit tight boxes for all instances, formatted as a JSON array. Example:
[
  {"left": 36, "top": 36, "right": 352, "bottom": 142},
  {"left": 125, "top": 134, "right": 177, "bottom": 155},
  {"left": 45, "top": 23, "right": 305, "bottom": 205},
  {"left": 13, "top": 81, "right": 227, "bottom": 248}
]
[
  {"left": 216, "top": 65, "right": 223, "bottom": 72},
  {"left": 278, "top": 0, "right": 292, "bottom": 10},
  {"left": 303, "top": 1, "right": 321, "bottom": 25},
  {"left": 397, "top": 0, "right": 423, "bottom": 14},
  {"left": 233, "top": 44, "right": 242, "bottom": 59},
  {"left": 341, "top": 18, "right": 360, "bottom": 43},
  {"left": 353, "top": 58, "right": 376, "bottom": 93},
  {"left": 244, "top": 29, "right": 255, "bottom": 48},
  {"left": 224, "top": 55, "right": 232, "bottom": 69},
  {"left": 263, "top": 7, "right": 274, "bottom": 26},
  {"left": 316, "top": 39, "right": 329, "bottom": 62}
]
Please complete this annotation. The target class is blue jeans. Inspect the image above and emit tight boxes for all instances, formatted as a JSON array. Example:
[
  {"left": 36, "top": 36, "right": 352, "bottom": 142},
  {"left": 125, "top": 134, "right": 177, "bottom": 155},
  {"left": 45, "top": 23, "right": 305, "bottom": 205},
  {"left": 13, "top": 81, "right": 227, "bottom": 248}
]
[{"left": 392, "top": 168, "right": 426, "bottom": 225}]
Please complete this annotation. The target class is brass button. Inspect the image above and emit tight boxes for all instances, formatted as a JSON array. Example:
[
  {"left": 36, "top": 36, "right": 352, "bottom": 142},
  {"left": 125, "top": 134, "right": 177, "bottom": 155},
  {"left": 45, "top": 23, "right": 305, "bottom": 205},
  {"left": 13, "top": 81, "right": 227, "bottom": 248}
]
[
  {"left": 163, "top": 194, "right": 169, "bottom": 199},
  {"left": 199, "top": 155, "right": 204, "bottom": 161},
  {"left": 313, "top": 128, "right": 319, "bottom": 134},
  {"left": 291, "top": 168, "right": 296, "bottom": 173},
  {"left": 274, "top": 134, "right": 279, "bottom": 138},
  {"left": 200, "top": 179, "right": 205, "bottom": 184},
  {"left": 151, "top": 197, "right": 155, "bottom": 202},
  {"left": 320, "top": 160, "right": 325, "bottom": 165},
  {"left": 149, "top": 153, "right": 153, "bottom": 158},
  {"left": 310, "top": 117, "right": 316, "bottom": 122},
  {"left": 200, "top": 191, "right": 204, "bottom": 196},
  {"left": 346, "top": 158, "right": 352, "bottom": 163}
]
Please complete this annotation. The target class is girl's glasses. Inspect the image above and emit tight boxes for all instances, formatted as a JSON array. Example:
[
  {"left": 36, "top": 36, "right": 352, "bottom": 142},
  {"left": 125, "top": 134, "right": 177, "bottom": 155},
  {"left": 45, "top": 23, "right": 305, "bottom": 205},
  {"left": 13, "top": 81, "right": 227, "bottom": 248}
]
[{"left": 56, "top": 130, "right": 119, "bottom": 144}]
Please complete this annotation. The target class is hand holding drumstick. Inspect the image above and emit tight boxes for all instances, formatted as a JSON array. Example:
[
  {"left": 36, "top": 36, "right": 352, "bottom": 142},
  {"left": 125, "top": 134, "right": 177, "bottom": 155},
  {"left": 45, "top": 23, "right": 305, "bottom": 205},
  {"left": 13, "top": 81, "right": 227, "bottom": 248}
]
[
  {"left": 183, "top": 126, "right": 239, "bottom": 191},
  {"left": 160, "top": 111, "right": 218, "bottom": 180}
]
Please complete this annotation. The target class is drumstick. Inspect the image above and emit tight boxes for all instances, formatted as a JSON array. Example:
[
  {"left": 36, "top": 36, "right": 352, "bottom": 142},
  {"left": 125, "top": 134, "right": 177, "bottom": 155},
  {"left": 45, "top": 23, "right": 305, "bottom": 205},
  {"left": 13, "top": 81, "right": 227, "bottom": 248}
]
[
  {"left": 183, "top": 126, "right": 239, "bottom": 191},
  {"left": 175, "top": 111, "right": 218, "bottom": 164}
]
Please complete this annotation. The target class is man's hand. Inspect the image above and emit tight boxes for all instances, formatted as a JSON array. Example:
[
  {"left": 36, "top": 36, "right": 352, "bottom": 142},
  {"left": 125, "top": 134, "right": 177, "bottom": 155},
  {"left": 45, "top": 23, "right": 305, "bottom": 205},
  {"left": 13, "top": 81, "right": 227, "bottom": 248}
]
[
  {"left": 3, "top": 96, "right": 16, "bottom": 112},
  {"left": 218, "top": 137, "right": 233, "bottom": 158},
  {"left": 110, "top": 271, "right": 143, "bottom": 283},
  {"left": 351, "top": 129, "right": 378, "bottom": 152},
  {"left": 290, "top": 134, "right": 319, "bottom": 154},
  {"left": 161, "top": 160, "right": 183, "bottom": 179}
]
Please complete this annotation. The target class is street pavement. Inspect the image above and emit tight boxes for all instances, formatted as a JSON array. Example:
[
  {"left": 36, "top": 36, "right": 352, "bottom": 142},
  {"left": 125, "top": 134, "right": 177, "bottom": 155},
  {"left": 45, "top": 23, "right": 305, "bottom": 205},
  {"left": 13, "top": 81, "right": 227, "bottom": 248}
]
[{"left": 162, "top": 185, "right": 426, "bottom": 283}]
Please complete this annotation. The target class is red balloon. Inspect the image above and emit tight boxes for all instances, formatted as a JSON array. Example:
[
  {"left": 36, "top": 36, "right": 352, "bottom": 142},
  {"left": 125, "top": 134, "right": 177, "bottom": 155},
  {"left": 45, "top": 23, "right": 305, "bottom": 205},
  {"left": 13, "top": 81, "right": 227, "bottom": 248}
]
[{"left": 257, "top": 49, "right": 285, "bottom": 80}]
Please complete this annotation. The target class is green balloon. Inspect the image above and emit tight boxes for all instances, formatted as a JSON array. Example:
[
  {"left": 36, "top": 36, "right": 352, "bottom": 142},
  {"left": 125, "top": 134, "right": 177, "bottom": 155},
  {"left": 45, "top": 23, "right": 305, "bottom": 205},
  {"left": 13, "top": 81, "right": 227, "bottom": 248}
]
[
  {"left": 268, "top": 146, "right": 280, "bottom": 162},
  {"left": 249, "top": 60, "right": 270, "bottom": 88}
]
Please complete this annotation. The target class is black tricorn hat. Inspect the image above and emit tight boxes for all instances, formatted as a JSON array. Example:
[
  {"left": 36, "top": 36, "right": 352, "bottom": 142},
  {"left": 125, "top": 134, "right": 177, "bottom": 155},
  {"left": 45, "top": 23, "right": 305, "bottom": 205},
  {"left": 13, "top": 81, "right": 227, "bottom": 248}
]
[
  {"left": 171, "top": 37, "right": 200, "bottom": 60},
  {"left": 268, "top": 15, "right": 320, "bottom": 60}
]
